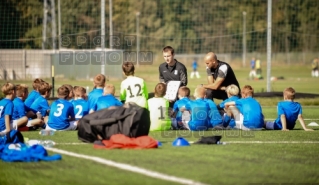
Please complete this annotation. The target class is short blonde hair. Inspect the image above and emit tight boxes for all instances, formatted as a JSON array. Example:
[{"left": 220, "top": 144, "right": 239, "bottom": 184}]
[
  {"left": 104, "top": 84, "right": 115, "bottom": 95},
  {"left": 16, "top": 84, "right": 28, "bottom": 97},
  {"left": 32, "top": 78, "right": 44, "bottom": 90},
  {"left": 1, "top": 82, "right": 15, "bottom": 95},
  {"left": 283, "top": 87, "right": 295, "bottom": 100},
  {"left": 194, "top": 87, "right": 206, "bottom": 99},
  {"left": 38, "top": 82, "right": 52, "bottom": 95},
  {"left": 226, "top": 84, "right": 239, "bottom": 96}
]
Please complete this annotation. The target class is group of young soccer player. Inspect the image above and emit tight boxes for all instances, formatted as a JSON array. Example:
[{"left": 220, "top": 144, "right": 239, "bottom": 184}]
[{"left": 0, "top": 62, "right": 314, "bottom": 134}]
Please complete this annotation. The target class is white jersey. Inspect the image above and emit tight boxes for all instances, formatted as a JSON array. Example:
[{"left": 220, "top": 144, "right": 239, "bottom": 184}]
[
  {"left": 120, "top": 76, "right": 148, "bottom": 108},
  {"left": 147, "top": 97, "right": 171, "bottom": 131}
]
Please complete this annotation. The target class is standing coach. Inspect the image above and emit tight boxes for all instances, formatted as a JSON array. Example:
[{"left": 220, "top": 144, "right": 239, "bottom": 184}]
[{"left": 201, "top": 52, "right": 240, "bottom": 101}]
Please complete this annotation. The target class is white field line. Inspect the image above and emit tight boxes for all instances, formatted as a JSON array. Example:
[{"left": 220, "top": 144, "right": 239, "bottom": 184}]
[
  {"left": 46, "top": 147, "right": 209, "bottom": 185},
  {"left": 189, "top": 141, "right": 319, "bottom": 144},
  {"left": 54, "top": 140, "right": 319, "bottom": 146},
  {"left": 225, "top": 141, "right": 319, "bottom": 144},
  {"left": 264, "top": 118, "right": 319, "bottom": 121}
]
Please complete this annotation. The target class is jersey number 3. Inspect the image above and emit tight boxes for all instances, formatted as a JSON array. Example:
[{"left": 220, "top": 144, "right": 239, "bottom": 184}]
[{"left": 54, "top": 104, "right": 64, "bottom": 117}]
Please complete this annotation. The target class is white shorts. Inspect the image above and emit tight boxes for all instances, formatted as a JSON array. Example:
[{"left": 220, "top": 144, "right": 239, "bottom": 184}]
[
  {"left": 233, "top": 113, "right": 251, "bottom": 130},
  {"left": 46, "top": 121, "right": 77, "bottom": 131},
  {"left": 26, "top": 120, "right": 33, "bottom": 127},
  {"left": 0, "top": 120, "right": 18, "bottom": 133}
]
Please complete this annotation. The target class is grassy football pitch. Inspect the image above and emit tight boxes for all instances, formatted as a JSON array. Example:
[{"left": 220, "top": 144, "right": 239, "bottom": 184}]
[{"left": 1, "top": 63, "right": 319, "bottom": 184}]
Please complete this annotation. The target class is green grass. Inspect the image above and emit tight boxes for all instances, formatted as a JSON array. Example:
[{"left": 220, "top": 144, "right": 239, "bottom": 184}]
[
  {"left": 1, "top": 64, "right": 319, "bottom": 184},
  {"left": 1, "top": 107, "right": 319, "bottom": 185}
]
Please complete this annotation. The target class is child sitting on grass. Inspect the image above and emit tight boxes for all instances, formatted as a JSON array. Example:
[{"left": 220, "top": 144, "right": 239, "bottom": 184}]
[
  {"left": 218, "top": 84, "right": 240, "bottom": 128},
  {"left": 30, "top": 81, "right": 52, "bottom": 124},
  {"left": 171, "top": 86, "right": 191, "bottom": 130},
  {"left": 88, "top": 74, "right": 106, "bottom": 113},
  {"left": 72, "top": 86, "right": 89, "bottom": 121},
  {"left": 224, "top": 85, "right": 264, "bottom": 130},
  {"left": 184, "top": 87, "right": 210, "bottom": 131},
  {"left": 12, "top": 84, "right": 44, "bottom": 130},
  {"left": 265, "top": 87, "right": 313, "bottom": 131},
  {"left": 120, "top": 62, "right": 148, "bottom": 108},
  {"left": 93, "top": 84, "right": 122, "bottom": 111},
  {"left": 24, "top": 78, "right": 44, "bottom": 109},
  {"left": 0, "top": 82, "right": 16, "bottom": 133},
  {"left": 148, "top": 83, "right": 171, "bottom": 131},
  {"left": 46, "top": 85, "right": 76, "bottom": 131}
]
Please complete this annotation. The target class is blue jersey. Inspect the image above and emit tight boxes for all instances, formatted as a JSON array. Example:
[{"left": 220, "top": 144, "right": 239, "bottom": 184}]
[
  {"left": 173, "top": 97, "right": 191, "bottom": 122},
  {"left": 72, "top": 98, "right": 89, "bottom": 120},
  {"left": 12, "top": 98, "right": 27, "bottom": 120},
  {"left": 94, "top": 94, "right": 122, "bottom": 111},
  {"left": 185, "top": 98, "right": 210, "bottom": 131},
  {"left": 273, "top": 101, "right": 302, "bottom": 130},
  {"left": 219, "top": 96, "right": 240, "bottom": 109},
  {"left": 24, "top": 90, "right": 40, "bottom": 108},
  {"left": 48, "top": 99, "right": 75, "bottom": 130},
  {"left": 219, "top": 96, "right": 240, "bottom": 128},
  {"left": 88, "top": 88, "right": 104, "bottom": 112},
  {"left": 204, "top": 99, "right": 223, "bottom": 127},
  {"left": 0, "top": 98, "right": 14, "bottom": 131},
  {"left": 30, "top": 96, "right": 50, "bottom": 116},
  {"left": 234, "top": 97, "right": 264, "bottom": 129}
]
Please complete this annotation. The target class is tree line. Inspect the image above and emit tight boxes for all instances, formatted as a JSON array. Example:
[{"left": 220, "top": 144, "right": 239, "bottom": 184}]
[{"left": 1, "top": 0, "right": 319, "bottom": 54}]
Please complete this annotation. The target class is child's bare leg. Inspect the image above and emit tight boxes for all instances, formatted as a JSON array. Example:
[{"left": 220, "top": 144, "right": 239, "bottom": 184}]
[
  {"left": 228, "top": 106, "right": 242, "bottom": 129},
  {"left": 29, "top": 118, "right": 44, "bottom": 127},
  {"left": 16, "top": 117, "right": 28, "bottom": 127}
]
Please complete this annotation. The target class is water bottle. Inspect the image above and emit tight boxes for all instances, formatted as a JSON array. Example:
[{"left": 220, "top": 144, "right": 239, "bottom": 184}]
[
  {"left": 39, "top": 140, "right": 56, "bottom": 148},
  {"left": 40, "top": 130, "right": 55, "bottom": 136},
  {"left": 217, "top": 141, "right": 227, "bottom": 145},
  {"left": 26, "top": 139, "right": 40, "bottom": 147}
]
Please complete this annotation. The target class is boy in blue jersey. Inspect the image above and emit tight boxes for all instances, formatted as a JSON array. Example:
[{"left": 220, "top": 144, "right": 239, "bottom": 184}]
[
  {"left": 24, "top": 78, "right": 44, "bottom": 109},
  {"left": 46, "top": 85, "right": 76, "bottom": 131},
  {"left": 72, "top": 86, "right": 89, "bottom": 121},
  {"left": 224, "top": 85, "right": 264, "bottom": 130},
  {"left": 0, "top": 82, "right": 16, "bottom": 133},
  {"left": 218, "top": 84, "right": 240, "bottom": 128},
  {"left": 30, "top": 82, "right": 52, "bottom": 123},
  {"left": 88, "top": 74, "right": 106, "bottom": 113},
  {"left": 265, "top": 87, "right": 313, "bottom": 131},
  {"left": 171, "top": 86, "right": 191, "bottom": 129},
  {"left": 204, "top": 98, "right": 223, "bottom": 129},
  {"left": 92, "top": 84, "right": 122, "bottom": 112},
  {"left": 184, "top": 87, "right": 210, "bottom": 131},
  {"left": 63, "top": 84, "right": 75, "bottom": 103},
  {"left": 12, "top": 84, "right": 44, "bottom": 130}
]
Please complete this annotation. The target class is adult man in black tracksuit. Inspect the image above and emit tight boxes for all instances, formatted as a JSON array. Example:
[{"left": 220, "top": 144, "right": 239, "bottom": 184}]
[
  {"left": 159, "top": 46, "right": 188, "bottom": 87},
  {"left": 202, "top": 52, "right": 240, "bottom": 101}
]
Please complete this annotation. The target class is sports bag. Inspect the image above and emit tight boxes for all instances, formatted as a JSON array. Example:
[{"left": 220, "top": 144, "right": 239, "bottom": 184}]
[{"left": 77, "top": 102, "right": 151, "bottom": 143}]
